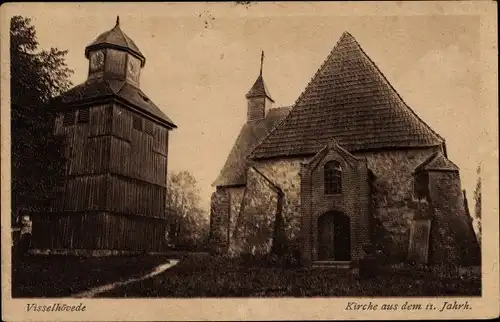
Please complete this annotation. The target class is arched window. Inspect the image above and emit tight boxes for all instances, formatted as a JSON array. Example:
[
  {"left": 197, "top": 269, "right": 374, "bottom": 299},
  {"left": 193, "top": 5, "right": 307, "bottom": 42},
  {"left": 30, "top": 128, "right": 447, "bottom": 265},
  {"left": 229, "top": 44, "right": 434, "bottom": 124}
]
[{"left": 324, "top": 161, "right": 342, "bottom": 194}]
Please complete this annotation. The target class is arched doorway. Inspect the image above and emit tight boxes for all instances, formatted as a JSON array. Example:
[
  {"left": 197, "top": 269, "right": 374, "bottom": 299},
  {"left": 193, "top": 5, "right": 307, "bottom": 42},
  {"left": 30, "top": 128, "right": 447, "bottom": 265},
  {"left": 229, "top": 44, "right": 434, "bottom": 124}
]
[{"left": 317, "top": 211, "right": 351, "bottom": 261}]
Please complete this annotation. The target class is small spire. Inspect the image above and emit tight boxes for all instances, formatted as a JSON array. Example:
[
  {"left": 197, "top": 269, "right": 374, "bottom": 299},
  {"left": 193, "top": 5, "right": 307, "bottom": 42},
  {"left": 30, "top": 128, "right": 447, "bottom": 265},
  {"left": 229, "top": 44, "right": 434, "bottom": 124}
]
[
  {"left": 116, "top": 15, "right": 120, "bottom": 26},
  {"left": 260, "top": 50, "right": 264, "bottom": 76}
]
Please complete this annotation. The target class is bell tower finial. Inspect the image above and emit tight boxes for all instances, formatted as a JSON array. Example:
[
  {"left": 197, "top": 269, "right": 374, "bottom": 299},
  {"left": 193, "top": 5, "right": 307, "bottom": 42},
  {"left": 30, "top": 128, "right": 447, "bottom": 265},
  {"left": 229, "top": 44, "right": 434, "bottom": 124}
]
[
  {"left": 116, "top": 15, "right": 120, "bottom": 26},
  {"left": 260, "top": 50, "right": 264, "bottom": 77}
]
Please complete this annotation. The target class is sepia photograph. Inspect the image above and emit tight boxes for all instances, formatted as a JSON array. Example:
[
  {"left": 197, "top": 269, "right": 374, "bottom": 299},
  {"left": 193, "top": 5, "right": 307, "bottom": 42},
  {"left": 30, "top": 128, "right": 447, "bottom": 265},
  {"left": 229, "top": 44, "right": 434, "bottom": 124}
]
[{"left": 1, "top": 1, "right": 498, "bottom": 321}]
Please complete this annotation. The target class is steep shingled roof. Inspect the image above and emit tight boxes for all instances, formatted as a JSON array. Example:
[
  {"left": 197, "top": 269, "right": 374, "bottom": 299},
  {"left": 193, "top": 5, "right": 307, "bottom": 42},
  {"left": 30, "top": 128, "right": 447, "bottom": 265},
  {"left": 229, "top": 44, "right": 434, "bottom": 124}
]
[
  {"left": 55, "top": 79, "right": 176, "bottom": 128},
  {"left": 213, "top": 107, "right": 291, "bottom": 187},
  {"left": 85, "top": 17, "right": 146, "bottom": 66},
  {"left": 246, "top": 75, "right": 274, "bottom": 102},
  {"left": 250, "top": 32, "right": 444, "bottom": 159}
]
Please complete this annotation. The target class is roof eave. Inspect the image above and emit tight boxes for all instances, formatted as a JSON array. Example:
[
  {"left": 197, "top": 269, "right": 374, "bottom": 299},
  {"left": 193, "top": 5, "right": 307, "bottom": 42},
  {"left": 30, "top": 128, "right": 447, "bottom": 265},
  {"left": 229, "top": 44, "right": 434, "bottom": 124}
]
[
  {"left": 84, "top": 43, "right": 146, "bottom": 67},
  {"left": 249, "top": 151, "right": 316, "bottom": 161},
  {"left": 213, "top": 182, "right": 247, "bottom": 189},
  {"left": 55, "top": 94, "right": 177, "bottom": 129},
  {"left": 250, "top": 143, "right": 444, "bottom": 161},
  {"left": 412, "top": 168, "right": 460, "bottom": 175},
  {"left": 245, "top": 93, "right": 275, "bottom": 103},
  {"left": 113, "top": 95, "right": 177, "bottom": 129}
]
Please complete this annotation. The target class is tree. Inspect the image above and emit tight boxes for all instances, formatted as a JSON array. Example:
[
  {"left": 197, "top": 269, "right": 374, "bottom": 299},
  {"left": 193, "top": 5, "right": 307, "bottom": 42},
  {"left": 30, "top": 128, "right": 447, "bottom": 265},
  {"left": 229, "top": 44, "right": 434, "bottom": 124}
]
[
  {"left": 165, "top": 171, "right": 209, "bottom": 249},
  {"left": 10, "top": 16, "right": 73, "bottom": 224},
  {"left": 473, "top": 163, "right": 482, "bottom": 244}
]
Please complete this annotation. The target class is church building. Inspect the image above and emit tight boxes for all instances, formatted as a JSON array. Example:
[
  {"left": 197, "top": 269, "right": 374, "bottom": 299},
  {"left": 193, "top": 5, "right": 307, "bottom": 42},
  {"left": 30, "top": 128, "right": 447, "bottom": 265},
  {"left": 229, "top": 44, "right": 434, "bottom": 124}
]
[
  {"left": 210, "top": 32, "right": 480, "bottom": 266},
  {"left": 31, "top": 17, "right": 177, "bottom": 255}
]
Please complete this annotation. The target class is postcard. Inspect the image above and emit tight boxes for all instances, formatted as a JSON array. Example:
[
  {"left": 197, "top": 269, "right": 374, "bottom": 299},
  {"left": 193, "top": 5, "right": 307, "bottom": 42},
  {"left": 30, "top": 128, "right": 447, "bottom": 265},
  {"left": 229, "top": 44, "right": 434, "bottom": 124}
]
[{"left": 1, "top": 1, "right": 498, "bottom": 321}]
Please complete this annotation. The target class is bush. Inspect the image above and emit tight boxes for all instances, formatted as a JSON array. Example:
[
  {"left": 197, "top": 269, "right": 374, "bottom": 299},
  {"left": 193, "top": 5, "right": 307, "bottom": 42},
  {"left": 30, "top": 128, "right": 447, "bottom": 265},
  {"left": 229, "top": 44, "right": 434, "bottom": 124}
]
[
  {"left": 282, "top": 248, "right": 301, "bottom": 268},
  {"left": 235, "top": 249, "right": 301, "bottom": 268}
]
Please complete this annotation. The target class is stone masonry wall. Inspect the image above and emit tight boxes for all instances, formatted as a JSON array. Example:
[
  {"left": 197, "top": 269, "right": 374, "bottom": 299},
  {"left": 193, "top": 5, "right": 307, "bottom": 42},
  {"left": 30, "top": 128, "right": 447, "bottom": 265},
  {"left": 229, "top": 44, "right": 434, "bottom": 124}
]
[
  {"left": 253, "top": 158, "right": 307, "bottom": 247},
  {"left": 227, "top": 186, "right": 245, "bottom": 252},
  {"left": 427, "top": 171, "right": 480, "bottom": 265},
  {"left": 209, "top": 189, "right": 229, "bottom": 254},
  {"left": 231, "top": 167, "right": 279, "bottom": 256},
  {"left": 354, "top": 147, "right": 440, "bottom": 261}
]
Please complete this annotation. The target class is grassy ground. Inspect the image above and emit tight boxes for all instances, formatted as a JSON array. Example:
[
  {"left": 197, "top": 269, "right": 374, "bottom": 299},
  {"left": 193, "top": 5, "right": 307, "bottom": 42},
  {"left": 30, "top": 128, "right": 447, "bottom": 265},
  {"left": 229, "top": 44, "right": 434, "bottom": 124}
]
[
  {"left": 101, "top": 254, "right": 481, "bottom": 298},
  {"left": 11, "top": 254, "right": 171, "bottom": 298},
  {"left": 11, "top": 252, "right": 481, "bottom": 298}
]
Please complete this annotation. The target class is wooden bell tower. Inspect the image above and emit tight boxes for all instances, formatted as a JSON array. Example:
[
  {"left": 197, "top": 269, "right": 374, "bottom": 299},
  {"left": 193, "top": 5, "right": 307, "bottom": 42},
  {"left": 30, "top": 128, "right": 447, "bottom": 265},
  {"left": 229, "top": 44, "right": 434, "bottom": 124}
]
[{"left": 32, "top": 17, "right": 177, "bottom": 255}]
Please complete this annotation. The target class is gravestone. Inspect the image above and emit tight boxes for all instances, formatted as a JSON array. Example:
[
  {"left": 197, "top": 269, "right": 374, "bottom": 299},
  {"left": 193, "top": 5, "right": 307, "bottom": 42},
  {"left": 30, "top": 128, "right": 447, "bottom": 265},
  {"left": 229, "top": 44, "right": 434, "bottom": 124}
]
[{"left": 407, "top": 219, "right": 432, "bottom": 264}]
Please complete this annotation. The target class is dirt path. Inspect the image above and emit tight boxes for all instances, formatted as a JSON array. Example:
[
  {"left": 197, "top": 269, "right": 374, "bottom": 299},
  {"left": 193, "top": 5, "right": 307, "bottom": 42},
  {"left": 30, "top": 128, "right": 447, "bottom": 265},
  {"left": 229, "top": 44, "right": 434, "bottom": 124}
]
[{"left": 72, "top": 259, "right": 180, "bottom": 298}]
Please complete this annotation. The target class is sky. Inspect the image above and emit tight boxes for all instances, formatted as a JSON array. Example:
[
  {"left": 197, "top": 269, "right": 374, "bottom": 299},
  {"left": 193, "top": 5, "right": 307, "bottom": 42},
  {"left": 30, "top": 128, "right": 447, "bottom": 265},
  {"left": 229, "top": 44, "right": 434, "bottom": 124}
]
[{"left": 4, "top": 2, "right": 494, "bottom": 220}]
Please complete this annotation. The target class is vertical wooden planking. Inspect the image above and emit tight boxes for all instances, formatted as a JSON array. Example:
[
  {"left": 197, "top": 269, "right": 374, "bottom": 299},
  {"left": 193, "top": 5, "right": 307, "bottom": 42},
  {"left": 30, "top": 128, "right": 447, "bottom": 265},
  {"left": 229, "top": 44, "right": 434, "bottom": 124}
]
[
  {"left": 69, "top": 214, "right": 75, "bottom": 249},
  {"left": 82, "top": 213, "right": 89, "bottom": 249},
  {"left": 112, "top": 104, "right": 132, "bottom": 142},
  {"left": 108, "top": 213, "right": 113, "bottom": 250},
  {"left": 165, "top": 130, "right": 169, "bottom": 180},
  {"left": 59, "top": 175, "right": 107, "bottom": 213},
  {"left": 110, "top": 105, "right": 167, "bottom": 187},
  {"left": 96, "top": 213, "right": 101, "bottom": 249},
  {"left": 90, "top": 213, "right": 97, "bottom": 249},
  {"left": 105, "top": 175, "right": 167, "bottom": 218},
  {"left": 89, "top": 213, "right": 96, "bottom": 249},
  {"left": 105, "top": 49, "right": 126, "bottom": 79},
  {"left": 50, "top": 215, "right": 55, "bottom": 249},
  {"left": 59, "top": 215, "right": 66, "bottom": 248},
  {"left": 87, "top": 104, "right": 112, "bottom": 137},
  {"left": 119, "top": 214, "right": 124, "bottom": 250},
  {"left": 49, "top": 98, "right": 172, "bottom": 252}
]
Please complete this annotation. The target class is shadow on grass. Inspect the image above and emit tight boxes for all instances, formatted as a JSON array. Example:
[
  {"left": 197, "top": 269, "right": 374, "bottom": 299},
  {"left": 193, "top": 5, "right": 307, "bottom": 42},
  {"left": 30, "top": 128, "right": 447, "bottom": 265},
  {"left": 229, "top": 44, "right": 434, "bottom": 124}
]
[{"left": 11, "top": 254, "right": 171, "bottom": 298}]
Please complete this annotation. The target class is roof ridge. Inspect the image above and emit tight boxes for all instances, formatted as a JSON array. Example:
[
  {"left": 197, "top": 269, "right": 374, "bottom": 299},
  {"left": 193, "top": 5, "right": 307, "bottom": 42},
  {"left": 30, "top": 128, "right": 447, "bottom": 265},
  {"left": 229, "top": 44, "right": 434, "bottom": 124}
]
[
  {"left": 429, "top": 151, "right": 459, "bottom": 169},
  {"left": 303, "top": 145, "right": 329, "bottom": 170},
  {"left": 349, "top": 34, "right": 445, "bottom": 142},
  {"left": 248, "top": 31, "right": 355, "bottom": 160},
  {"left": 114, "top": 24, "right": 132, "bottom": 49},
  {"left": 413, "top": 151, "right": 440, "bottom": 173},
  {"left": 292, "top": 31, "right": 349, "bottom": 108},
  {"left": 413, "top": 151, "right": 460, "bottom": 174},
  {"left": 445, "top": 156, "right": 459, "bottom": 170},
  {"left": 246, "top": 74, "right": 274, "bottom": 102},
  {"left": 105, "top": 79, "right": 127, "bottom": 94}
]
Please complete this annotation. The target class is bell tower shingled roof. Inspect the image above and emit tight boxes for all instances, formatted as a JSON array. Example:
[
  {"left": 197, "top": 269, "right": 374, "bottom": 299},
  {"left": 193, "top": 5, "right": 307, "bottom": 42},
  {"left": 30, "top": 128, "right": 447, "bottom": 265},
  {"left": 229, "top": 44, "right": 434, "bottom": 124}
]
[
  {"left": 245, "top": 50, "right": 274, "bottom": 102},
  {"left": 85, "top": 15, "right": 146, "bottom": 67}
]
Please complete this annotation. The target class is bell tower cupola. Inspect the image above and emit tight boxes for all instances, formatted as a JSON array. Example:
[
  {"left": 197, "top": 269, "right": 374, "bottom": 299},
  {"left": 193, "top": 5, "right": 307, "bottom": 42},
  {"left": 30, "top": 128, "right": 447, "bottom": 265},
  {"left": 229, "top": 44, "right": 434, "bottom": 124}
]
[
  {"left": 245, "top": 50, "right": 274, "bottom": 123},
  {"left": 85, "top": 16, "right": 146, "bottom": 86}
]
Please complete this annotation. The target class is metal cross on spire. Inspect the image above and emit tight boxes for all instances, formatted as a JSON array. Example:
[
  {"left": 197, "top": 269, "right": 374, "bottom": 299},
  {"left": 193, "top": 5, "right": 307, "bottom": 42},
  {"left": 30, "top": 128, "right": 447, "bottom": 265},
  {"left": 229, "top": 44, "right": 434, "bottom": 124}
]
[
  {"left": 116, "top": 15, "right": 120, "bottom": 26},
  {"left": 260, "top": 50, "right": 264, "bottom": 76}
]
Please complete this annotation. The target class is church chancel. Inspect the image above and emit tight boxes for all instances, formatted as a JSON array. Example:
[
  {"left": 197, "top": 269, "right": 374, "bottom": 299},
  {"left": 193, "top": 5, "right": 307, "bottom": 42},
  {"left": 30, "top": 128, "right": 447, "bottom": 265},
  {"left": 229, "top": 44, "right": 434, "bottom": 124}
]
[{"left": 210, "top": 32, "right": 480, "bottom": 267}]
